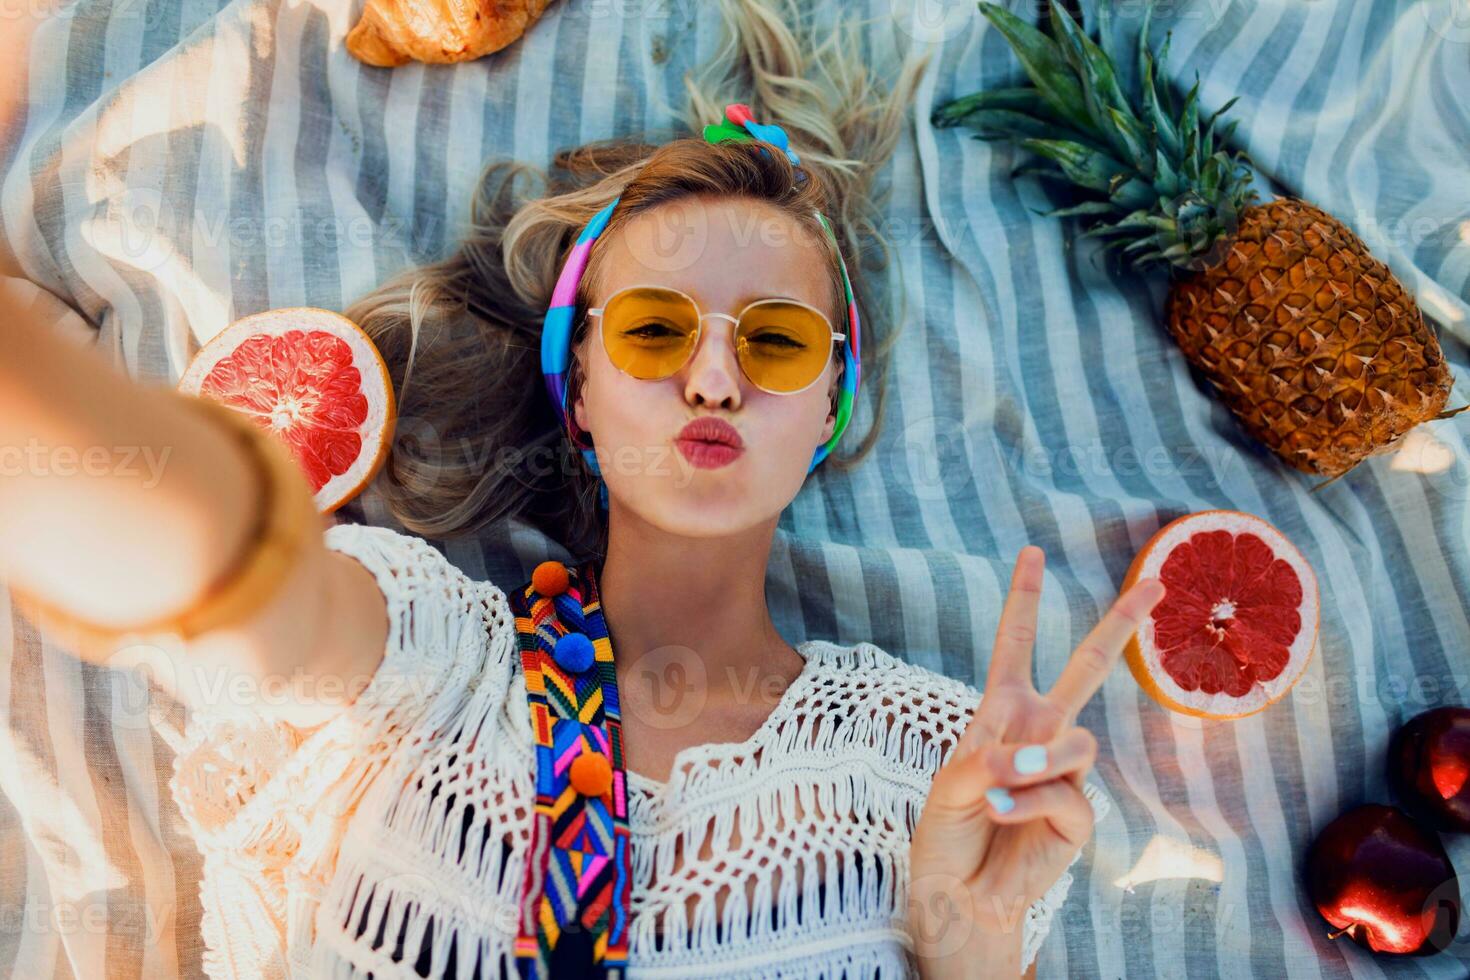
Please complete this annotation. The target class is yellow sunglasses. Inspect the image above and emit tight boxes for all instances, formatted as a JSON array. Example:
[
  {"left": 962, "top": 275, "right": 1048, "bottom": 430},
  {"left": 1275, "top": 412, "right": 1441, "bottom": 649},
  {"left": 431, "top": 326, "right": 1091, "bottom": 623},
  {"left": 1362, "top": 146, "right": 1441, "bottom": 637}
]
[{"left": 587, "top": 284, "right": 845, "bottom": 395}]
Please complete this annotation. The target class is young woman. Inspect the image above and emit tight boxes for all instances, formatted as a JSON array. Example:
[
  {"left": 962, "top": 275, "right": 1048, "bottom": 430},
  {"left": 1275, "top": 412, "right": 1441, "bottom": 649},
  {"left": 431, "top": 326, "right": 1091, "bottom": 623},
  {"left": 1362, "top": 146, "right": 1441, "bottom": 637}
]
[{"left": 0, "top": 13, "right": 1163, "bottom": 980}]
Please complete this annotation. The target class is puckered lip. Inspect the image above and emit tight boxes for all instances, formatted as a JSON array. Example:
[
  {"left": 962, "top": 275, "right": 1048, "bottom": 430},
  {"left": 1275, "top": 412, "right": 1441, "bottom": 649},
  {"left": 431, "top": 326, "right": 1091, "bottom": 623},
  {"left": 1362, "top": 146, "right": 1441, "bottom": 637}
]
[{"left": 676, "top": 416, "right": 744, "bottom": 449}]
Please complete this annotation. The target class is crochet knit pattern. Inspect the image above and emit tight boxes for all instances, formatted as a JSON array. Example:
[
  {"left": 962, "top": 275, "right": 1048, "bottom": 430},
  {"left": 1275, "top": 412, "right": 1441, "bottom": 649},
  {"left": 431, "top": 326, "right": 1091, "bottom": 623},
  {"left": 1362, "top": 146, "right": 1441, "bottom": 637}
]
[{"left": 159, "top": 524, "right": 1111, "bottom": 978}]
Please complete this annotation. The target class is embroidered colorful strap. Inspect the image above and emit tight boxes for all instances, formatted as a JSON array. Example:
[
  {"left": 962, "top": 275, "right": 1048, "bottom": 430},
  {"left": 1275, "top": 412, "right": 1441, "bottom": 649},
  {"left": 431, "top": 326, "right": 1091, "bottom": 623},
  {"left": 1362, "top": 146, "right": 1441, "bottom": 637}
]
[{"left": 509, "top": 558, "right": 631, "bottom": 979}]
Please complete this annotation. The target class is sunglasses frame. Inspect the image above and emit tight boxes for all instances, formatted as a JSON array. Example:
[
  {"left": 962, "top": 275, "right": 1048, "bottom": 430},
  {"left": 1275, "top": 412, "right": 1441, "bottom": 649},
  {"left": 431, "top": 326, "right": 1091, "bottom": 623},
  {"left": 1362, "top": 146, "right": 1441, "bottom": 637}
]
[{"left": 586, "top": 283, "right": 847, "bottom": 396}]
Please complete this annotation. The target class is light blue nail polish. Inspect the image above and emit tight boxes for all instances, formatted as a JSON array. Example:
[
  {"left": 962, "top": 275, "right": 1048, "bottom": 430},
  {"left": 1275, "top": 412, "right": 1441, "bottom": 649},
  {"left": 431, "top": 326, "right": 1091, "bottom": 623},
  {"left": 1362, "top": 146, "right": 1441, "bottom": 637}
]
[
  {"left": 986, "top": 786, "right": 1015, "bottom": 814},
  {"left": 1013, "top": 744, "right": 1048, "bottom": 775}
]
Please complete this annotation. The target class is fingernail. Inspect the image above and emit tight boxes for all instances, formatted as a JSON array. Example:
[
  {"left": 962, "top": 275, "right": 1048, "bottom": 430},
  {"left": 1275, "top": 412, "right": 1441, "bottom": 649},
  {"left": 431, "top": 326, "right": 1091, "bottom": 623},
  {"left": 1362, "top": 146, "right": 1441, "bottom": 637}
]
[
  {"left": 986, "top": 786, "right": 1015, "bottom": 814},
  {"left": 1013, "top": 744, "right": 1048, "bottom": 775}
]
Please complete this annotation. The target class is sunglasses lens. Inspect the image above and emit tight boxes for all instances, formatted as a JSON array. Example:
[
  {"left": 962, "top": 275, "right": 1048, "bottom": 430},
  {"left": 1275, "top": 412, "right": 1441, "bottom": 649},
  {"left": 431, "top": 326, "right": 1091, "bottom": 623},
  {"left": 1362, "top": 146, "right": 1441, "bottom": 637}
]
[
  {"left": 735, "top": 301, "right": 836, "bottom": 393},
  {"left": 600, "top": 287, "right": 699, "bottom": 380}
]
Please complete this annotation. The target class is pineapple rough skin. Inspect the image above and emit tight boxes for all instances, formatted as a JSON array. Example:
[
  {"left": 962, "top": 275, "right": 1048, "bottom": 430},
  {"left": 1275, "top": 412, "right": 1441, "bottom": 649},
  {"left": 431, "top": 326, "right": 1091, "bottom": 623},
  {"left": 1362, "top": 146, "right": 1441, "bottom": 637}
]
[{"left": 1166, "top": 197, "right": 1454, "bottom": 478}]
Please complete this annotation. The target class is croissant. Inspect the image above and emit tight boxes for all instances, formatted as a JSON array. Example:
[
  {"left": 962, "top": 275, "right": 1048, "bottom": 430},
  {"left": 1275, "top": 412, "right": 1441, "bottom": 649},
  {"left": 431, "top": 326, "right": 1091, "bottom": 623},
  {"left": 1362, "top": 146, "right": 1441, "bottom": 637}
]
[{"left": 346, "top": 0, "right": 558, "bottom": 67}]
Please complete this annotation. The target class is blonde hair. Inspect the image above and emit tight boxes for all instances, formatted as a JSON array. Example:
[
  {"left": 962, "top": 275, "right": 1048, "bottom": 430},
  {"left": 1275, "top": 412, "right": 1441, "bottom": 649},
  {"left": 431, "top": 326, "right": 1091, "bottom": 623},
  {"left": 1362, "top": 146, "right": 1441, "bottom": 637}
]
[{"left": 346, "top": 0, "right": 928, "bottom": 557}]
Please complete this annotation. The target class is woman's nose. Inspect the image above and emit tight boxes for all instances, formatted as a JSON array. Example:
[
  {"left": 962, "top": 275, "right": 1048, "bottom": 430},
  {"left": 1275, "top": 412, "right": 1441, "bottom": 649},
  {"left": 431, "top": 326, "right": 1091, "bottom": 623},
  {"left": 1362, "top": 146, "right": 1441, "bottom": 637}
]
[{"left": 681, "top": 317, "right": 742, "bottom": 409}]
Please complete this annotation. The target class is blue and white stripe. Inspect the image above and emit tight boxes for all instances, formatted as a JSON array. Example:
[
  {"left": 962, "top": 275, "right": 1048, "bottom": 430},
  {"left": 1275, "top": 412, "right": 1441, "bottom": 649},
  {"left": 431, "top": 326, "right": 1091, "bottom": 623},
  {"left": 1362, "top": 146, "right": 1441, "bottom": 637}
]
[{"left": 2, "top": 1, "right": 1468, "bottom": 977}]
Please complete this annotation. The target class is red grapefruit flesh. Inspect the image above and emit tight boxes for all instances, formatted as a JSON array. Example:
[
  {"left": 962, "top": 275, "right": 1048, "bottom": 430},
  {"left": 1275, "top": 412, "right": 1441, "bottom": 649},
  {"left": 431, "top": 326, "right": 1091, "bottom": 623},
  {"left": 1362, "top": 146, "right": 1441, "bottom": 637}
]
[
  {"left": 1123, "top": 510, "right": 1319, "bottom": 719},
  {"left": 178, "top": 308, "right": 395, "bottom": 513}
]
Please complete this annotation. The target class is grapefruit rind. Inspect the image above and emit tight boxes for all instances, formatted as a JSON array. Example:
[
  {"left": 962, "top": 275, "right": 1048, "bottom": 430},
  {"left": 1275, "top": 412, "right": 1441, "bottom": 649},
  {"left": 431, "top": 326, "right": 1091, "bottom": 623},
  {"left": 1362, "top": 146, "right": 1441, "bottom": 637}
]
[
  {"left": 1122, "top": 509, "right": 1319, "bottom": 720},
  {"left": 178, "top": 307, "right": 395, "bottom": 514}
]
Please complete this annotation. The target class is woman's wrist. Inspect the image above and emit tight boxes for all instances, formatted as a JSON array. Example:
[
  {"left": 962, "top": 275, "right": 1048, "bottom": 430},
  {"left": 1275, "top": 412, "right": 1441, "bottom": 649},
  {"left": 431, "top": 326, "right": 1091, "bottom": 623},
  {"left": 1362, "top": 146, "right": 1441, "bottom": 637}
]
[{"left": 909, "top": 910, "right": 1024, "bottom": 979}]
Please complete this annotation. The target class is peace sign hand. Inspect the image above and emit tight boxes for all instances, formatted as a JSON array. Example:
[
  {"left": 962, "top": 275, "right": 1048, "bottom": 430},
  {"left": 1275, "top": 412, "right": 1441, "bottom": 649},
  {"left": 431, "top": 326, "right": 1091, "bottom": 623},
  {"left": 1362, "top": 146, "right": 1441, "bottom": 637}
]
[{"left": 906, "top": 547, "right": 1165, "bottom": 977}]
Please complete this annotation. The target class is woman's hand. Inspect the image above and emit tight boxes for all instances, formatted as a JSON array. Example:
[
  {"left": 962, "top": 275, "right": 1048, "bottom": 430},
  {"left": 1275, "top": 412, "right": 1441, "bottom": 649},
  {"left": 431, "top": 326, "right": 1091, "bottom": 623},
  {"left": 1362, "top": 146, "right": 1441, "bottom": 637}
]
[{"left": 907, "top": 546, "right": 1165, "bottom": 978}]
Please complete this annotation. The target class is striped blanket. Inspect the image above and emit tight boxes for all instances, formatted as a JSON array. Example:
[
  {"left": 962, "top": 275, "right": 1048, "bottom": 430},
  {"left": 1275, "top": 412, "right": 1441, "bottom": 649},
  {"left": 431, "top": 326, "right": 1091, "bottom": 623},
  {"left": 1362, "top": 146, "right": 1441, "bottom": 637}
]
[{"left": 2, "top": 0, "right": 1469, "bottom": 977}]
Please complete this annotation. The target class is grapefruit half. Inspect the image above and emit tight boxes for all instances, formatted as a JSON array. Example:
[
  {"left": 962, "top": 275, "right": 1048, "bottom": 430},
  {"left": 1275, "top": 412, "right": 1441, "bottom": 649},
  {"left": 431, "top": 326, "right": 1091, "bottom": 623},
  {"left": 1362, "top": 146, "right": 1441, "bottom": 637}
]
[
  {"left": 179, "top": 308, "right": 395, "bottom": 513},
  {"left": 1123, "top": 509, "right": 1319, "bottom": 720}
]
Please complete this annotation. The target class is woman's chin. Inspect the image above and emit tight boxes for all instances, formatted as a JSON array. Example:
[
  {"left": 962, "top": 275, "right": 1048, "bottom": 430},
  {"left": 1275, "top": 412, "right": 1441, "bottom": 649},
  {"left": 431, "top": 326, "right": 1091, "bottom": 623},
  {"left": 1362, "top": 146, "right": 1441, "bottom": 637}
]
[{"left": 635, "top": 482, "right": 773, "bottom": 537}]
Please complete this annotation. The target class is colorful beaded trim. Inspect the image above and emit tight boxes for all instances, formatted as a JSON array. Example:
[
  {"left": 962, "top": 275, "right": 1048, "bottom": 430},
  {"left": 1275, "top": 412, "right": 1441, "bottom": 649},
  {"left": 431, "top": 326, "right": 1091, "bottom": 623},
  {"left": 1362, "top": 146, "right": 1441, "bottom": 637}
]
[{"left": 509, "top": 558, "right": 631, "bottom": 979}]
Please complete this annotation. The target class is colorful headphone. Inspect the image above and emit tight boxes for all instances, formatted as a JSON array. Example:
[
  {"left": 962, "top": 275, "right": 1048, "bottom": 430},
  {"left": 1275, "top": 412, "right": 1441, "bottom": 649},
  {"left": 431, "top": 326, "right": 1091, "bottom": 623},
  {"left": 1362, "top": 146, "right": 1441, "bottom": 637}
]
[{"left": 540, "top": 103, "right": 862, "bottom": 510}]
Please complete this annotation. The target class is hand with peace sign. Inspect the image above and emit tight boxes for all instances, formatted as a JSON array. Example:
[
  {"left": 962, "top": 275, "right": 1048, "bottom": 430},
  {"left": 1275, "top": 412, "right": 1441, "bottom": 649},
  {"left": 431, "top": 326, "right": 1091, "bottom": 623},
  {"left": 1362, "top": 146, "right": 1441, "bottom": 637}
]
[{"left": 906, "top": 547, "right": 1166, "bottom": 978}]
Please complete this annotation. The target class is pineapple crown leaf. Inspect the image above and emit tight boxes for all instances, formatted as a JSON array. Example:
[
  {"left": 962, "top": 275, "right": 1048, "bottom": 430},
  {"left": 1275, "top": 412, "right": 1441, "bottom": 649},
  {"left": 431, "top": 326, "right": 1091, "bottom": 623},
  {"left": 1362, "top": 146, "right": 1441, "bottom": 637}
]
[
  {"left": 1050, "top": 2, "right": 1130, "bottom": 118},
  {"left": 974, "top": 3, "right": 1094, "bottom": 133},
  {"left": 936, "top": 0, "right": 1260, "bottom": 274},
  {"left": 1046, "top": 201, "right": 1119, "bottom": 219},
  {"left": 1017, "top": 138, "right": 1131, "bottom": 193},
  {"left": 961, "top": 109, "right": 1066, "bottom": 142},
  {"left": 931, "top": 88, "right": 1065, "bottom": 128},
  {"left": 1140, "top": 45, "right": 1181, "bottom": 159}
]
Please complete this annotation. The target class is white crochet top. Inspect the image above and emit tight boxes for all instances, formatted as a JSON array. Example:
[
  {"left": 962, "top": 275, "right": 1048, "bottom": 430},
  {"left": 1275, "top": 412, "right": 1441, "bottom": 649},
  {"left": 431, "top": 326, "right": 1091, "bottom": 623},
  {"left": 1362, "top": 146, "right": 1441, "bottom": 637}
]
[{"left": 159, "top": 523, "right": 1111, "bottom": 978}]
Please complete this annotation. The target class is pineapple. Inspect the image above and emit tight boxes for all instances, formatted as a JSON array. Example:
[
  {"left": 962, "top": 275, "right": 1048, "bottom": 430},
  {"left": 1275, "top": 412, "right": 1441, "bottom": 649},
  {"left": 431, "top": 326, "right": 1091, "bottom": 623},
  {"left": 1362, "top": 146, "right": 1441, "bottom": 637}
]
[{"left": 933, "top": 0, "right": 1461, "bottom": 478}]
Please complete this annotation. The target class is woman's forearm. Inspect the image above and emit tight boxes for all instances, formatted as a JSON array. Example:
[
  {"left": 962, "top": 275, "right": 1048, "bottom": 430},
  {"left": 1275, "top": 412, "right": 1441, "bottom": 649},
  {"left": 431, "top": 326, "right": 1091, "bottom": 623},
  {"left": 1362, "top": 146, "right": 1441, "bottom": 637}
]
[{"left": 0, "top": 288, "right": 260, "bottom": 637}]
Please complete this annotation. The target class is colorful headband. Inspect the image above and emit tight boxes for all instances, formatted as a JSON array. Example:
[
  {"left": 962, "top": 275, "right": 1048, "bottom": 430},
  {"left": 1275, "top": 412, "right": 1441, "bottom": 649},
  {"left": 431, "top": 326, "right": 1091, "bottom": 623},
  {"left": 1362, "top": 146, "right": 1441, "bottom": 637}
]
[{"left": 540, "top": 103, "right": 862, "bottom": 510}]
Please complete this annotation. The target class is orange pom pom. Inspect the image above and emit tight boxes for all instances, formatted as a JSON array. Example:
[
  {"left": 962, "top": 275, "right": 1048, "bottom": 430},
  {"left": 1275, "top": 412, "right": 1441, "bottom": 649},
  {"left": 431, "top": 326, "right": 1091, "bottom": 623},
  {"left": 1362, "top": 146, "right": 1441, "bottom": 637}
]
[
  {"left": 531, "top": 560, "right": 569, "bottom": 597},
  {"left": 569, "top": 751, "right": 613, "bottom": 797}
]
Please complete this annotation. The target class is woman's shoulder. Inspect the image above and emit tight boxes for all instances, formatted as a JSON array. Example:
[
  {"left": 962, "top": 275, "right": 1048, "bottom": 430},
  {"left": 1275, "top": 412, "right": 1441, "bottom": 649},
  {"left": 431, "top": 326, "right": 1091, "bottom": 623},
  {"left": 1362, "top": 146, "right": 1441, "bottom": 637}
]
[
  {"left": 322, "top": 521, "right": 521, "bottom": 634},
  {"left": 259, "top": 522, "right": 520, "bottom": 740},
  {"left": 323, "top": 521, "right": 510, "bottom": 602}
]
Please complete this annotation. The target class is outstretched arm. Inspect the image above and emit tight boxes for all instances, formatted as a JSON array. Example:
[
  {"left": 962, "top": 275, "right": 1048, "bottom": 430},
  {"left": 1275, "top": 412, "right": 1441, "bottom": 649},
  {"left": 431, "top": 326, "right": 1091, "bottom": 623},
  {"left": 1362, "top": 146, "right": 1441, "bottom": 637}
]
[{"left": 0, "top": 288, "right": 390, "bottom": 727}]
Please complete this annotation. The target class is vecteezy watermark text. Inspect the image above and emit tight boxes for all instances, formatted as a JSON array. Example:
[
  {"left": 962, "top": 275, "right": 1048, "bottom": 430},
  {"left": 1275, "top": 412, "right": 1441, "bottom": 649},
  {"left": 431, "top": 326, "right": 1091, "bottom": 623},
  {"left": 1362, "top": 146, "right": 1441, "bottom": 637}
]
[{"left": 0, "top": 439, "right": 171, "bottom": 487}]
